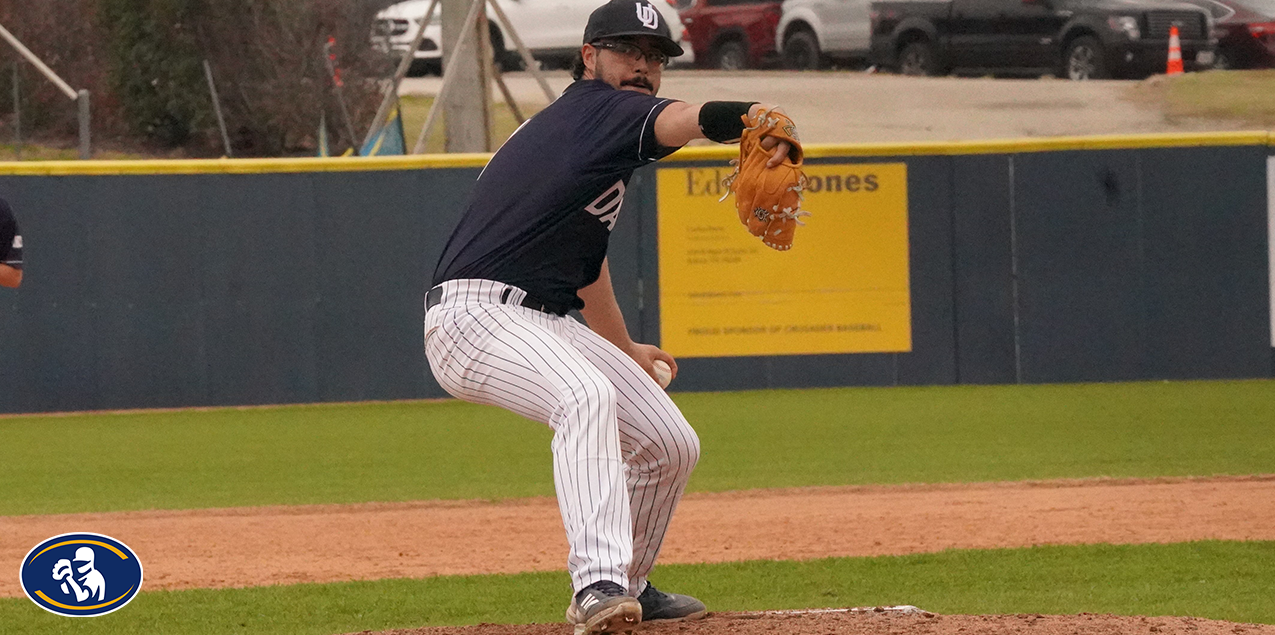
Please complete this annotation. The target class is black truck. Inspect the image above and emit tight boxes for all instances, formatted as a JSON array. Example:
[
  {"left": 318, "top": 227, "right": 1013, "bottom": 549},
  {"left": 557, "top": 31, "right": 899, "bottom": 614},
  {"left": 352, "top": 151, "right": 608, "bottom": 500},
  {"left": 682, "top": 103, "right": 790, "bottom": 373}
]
[{"left": 870, "top": 0, "right": 1217, "bottom": 79}]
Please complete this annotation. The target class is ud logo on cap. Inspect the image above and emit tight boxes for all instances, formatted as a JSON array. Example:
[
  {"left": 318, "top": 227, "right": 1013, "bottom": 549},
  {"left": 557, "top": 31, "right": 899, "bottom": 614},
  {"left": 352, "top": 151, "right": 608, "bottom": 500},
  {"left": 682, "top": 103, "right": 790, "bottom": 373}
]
[
  {"left": 635, "top": 1, "right": 660, "bottom": 29},
  {"left": 20, "top": 533, "right": 143, "bottom": 617}
]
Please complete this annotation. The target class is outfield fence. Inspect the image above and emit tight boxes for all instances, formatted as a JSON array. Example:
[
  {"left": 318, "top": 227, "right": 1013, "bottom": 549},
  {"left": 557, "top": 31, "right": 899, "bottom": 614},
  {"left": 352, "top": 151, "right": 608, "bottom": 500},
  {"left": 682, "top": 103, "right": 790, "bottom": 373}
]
[{"left": 0, "top": 132, "right": 1271, "bottom": 413}]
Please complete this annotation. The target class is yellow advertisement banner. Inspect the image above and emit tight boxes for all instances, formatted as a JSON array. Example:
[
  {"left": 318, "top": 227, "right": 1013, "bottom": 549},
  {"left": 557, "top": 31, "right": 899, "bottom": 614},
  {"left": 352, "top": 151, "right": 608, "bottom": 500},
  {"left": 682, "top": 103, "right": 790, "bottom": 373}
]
[{"left": 657, "top": 163, "right": 911, "bottom": 357}]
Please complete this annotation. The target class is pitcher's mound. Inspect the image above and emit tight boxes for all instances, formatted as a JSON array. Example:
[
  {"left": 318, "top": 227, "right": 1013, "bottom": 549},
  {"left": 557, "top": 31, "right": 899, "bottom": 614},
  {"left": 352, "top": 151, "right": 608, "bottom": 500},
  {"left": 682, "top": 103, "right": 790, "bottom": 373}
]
[{"left": 359, "top": 608, "right": 1275, "bottom": 635}]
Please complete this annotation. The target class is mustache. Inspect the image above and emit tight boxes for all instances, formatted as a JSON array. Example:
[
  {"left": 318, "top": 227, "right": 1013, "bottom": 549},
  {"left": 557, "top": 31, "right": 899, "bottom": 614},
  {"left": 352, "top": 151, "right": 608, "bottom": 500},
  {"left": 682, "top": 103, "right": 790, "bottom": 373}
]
[{"left": 621, "top": 77, "right": 653, "bottom": 90}]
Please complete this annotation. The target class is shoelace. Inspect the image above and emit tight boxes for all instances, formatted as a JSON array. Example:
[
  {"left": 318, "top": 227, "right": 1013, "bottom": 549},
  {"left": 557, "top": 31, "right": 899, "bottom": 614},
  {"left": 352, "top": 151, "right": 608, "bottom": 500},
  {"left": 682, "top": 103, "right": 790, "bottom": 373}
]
[
  {"left": 718, "top": 159, "right": 740, "bottom": 201},
  {"left": 774, "top": 174, "right": 811, "bottom": 226},
  {"left": 743, "top": 107, "right": 779, "bottom": 132},
  {"left": 582, "top": 580, "right": 628, "bottom": 599}
]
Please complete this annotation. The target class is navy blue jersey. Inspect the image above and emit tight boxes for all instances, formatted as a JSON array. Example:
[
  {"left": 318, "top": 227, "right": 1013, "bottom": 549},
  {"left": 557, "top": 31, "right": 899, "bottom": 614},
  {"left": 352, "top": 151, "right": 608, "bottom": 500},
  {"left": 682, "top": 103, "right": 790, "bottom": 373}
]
[
  {"left": 0, "top": 198, "right": 20, "bottom": 269},
  {"left": 432, "top": 79, "right": 682, "bottom": 312}
]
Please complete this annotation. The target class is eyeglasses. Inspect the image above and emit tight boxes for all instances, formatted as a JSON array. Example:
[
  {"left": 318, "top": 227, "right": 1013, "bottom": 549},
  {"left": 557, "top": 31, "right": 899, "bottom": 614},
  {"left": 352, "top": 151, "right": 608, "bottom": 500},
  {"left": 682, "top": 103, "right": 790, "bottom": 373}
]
[{"left": 592, "top": 40, "right": 669, "bottom": 67}]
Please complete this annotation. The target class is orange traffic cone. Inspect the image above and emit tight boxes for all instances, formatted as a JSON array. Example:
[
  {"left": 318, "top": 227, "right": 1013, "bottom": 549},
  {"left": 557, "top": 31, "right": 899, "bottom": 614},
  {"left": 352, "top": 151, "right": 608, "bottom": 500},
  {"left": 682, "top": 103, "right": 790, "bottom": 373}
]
[{"left": 1166, "top": 25, "right": 1184, "bottom": 75}]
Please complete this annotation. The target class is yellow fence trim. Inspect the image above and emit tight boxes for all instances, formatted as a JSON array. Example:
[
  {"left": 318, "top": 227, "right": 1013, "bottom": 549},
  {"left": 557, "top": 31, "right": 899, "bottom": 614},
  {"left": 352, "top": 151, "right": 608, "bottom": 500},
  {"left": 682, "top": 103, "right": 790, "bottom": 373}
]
[
  {"left": 668, "top": 130, "right": 1272, "bottom": 161},
  {"left": 0, "top": 153, "right": 492, "bottom": 176},
  {"left": 0, "top": 131, "right": 1269, "bottom": 175}
]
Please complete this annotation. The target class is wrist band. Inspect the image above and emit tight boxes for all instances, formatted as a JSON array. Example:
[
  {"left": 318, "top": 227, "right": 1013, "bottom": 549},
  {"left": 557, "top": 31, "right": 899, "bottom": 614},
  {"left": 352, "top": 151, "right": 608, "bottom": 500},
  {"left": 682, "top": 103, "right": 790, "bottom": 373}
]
[{"left": 698, "top": 101, "right": 758, "bottom": 143}]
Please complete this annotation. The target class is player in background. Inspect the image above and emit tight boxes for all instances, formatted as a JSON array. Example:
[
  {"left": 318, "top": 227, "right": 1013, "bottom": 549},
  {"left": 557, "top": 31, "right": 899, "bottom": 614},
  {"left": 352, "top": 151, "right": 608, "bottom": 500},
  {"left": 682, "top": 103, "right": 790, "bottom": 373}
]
[
  {"left": 424, "top": 1, "right": 793, "bottom": 633},
  {"left": 0, "top": 197, "right": 22, "bottom": 289}
]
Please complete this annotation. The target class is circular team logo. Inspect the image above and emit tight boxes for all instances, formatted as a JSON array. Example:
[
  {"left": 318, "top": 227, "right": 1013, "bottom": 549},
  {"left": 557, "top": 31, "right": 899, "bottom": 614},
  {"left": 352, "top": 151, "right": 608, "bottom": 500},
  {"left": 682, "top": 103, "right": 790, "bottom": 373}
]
[{"left": 20, "top": 533, "right": 143, "bottom": 617}]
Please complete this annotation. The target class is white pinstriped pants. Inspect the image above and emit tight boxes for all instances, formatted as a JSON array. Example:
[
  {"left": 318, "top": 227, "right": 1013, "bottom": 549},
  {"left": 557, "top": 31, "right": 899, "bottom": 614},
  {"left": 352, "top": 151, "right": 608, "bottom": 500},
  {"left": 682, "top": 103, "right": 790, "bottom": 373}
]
[{"left": 424, "top": 279, "right": 700, "bottom": 594}]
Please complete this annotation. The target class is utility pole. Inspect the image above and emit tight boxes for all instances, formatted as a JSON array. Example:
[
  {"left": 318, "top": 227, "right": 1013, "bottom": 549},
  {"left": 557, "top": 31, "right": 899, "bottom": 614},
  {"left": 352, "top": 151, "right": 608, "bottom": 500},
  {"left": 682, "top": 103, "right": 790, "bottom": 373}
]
[
  {"left": 412, "top": 0, "right": 552, "bottom": 154},
  {"left": 439, "top": 0, "right": 491, "bottom": 152}
]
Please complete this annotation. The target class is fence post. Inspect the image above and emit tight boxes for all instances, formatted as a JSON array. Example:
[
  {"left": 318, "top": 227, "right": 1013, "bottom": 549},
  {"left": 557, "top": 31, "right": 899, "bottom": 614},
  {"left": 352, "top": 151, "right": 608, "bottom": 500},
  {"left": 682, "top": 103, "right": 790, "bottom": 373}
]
[
  {"left": 203, "top": 60, "right": 233, "bottom": 157},
  {"left": 77, "top": 89, "right": 90, "bottom": 160},
  {"left": 322, "top": 39, "right": 359, "bottom": 155},
  {"left": 12, "top": 62, "right": 19, "bottom": 160}
]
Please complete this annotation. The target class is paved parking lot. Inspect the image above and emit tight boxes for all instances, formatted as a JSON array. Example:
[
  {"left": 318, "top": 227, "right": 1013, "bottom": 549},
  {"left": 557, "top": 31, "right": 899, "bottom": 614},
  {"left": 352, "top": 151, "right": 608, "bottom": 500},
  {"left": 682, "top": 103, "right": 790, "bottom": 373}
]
[{"left": 400, "top": 70, "right": 1242, "bottom": 144}]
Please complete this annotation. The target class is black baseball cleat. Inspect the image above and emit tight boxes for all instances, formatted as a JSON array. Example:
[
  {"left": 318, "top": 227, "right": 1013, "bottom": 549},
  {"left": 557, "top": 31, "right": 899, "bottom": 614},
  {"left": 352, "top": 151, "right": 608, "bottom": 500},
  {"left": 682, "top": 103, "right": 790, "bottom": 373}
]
[
  {"left": 637, "top": 582, "right": 707, "bottom": 621},
  {"left": 565, "top": 580, "right": 642, "bottom": 635}
]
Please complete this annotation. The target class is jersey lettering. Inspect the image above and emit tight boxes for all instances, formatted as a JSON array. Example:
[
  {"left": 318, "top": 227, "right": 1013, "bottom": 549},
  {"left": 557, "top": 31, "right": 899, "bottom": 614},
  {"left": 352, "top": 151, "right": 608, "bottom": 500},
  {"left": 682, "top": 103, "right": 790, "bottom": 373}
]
[
  {"left": 585, "top": 180, "right": 625, "bottom": 231},
  {"left": 636, "top": 2, "right": 660, "bottom": 29}
]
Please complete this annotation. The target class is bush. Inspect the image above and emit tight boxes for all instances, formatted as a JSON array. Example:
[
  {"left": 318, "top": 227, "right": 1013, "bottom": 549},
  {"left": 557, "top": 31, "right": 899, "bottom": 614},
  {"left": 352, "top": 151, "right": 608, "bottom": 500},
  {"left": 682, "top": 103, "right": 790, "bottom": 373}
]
[
  {"left": 191, "top": 0, "right": 393, "bottom": 155},
  {"left": 99, "top": 0, "right": 209, "bottom": 146},
  {"left": 0, "top": 0, "right": 396, "bottom": 156}
]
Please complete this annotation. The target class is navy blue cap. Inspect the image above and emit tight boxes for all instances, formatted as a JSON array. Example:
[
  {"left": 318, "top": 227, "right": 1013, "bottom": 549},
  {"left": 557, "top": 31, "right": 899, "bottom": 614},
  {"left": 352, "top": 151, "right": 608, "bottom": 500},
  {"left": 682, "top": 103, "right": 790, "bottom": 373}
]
[{"left": 584, "top": 0, "right": 683, "bottom": 57}]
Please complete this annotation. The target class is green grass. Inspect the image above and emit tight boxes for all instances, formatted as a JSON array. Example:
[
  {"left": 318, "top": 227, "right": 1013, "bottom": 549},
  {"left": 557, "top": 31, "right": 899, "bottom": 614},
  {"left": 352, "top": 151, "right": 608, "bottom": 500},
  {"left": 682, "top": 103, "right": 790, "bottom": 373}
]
[
  {"left": 0, "top": 142, "right": 150, "bottom": 161},
  {"left": 1132, "top": 69, "right": 1275, "bottom": 127},
  {"left": 1, "top": 380, "right": 1272, "bottom": 516},
  {"left": 683, "top": 379, "right": 1275, "bottom": 493},
  {"left": 398, "top": 95, "right": 543, "bottom": 154},
  {"left": 0, "top": 98, "right": 534, "bottom": 162},
  {"left": 2, "top": 541, "right": 1271, "bottom": 634}
]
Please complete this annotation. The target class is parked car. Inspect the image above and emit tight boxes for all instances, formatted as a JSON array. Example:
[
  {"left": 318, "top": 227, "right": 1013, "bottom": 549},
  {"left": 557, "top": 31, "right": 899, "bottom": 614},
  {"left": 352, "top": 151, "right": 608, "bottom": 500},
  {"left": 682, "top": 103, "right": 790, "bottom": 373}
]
[
  {"left": 869, "top": 0, "right": 1217, "bottom": 79},
  {"left": 678, "top": 0, "right": 783, "bottom": 69},
  {"left": 776, "top": 0, "right": 873, "bottom": 69},
  {"left": 373, "top": 0, "right": 693, "bottom": 75},
  {"left": 1181, "top": 0, "right": 1275, "bottom": 68}
]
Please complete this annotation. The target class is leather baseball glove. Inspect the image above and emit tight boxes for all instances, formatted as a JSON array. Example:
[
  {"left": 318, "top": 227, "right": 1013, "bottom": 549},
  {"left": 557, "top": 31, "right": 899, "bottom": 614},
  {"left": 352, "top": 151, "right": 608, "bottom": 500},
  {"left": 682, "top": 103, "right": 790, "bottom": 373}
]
[{"left": 720, "top": 108, "right": 809, "bottom": 251}]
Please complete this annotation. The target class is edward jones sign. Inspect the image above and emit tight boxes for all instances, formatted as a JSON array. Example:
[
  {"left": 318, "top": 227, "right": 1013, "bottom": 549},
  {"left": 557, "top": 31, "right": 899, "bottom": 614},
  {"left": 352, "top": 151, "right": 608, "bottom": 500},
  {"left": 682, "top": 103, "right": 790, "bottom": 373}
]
[{"left": 657, "top": 163, "right": 912, "bottom": 357}]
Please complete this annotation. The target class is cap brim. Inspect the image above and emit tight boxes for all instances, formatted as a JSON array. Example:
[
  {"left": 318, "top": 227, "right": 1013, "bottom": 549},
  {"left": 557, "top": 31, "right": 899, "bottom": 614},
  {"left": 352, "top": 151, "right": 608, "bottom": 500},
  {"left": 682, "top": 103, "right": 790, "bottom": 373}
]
[{"left": 592, "top": 32, "right": 684, "bottom": 57}]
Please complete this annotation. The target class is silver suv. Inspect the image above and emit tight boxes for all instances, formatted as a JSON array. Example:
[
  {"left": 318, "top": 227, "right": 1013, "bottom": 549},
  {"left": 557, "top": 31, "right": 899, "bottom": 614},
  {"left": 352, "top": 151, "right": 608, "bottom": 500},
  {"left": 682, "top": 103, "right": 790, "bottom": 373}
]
[
  {"left": 775, "top": 0, "right": 872, "bottom": 69},
  {"left": 373, "top": 0, "right": 693, "bottom": 74}
]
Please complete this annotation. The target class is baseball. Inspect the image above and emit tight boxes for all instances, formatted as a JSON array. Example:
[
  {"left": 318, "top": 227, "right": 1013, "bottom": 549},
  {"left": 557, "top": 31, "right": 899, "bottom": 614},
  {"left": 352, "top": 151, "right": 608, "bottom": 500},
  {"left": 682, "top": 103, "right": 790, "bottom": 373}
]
[{"left": 653, "top": 360, "right": 672, "bottom": 389}]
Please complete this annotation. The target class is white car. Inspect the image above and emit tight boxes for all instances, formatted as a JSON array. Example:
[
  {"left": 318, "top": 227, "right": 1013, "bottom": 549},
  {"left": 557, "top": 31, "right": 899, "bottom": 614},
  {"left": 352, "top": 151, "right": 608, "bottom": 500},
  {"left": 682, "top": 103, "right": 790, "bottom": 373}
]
[
  {"left": 775, "top": 0, "right": 872, "bottom": 69},
  {"left": 373, "top": 0, "right": 694, "bottom": 74}
]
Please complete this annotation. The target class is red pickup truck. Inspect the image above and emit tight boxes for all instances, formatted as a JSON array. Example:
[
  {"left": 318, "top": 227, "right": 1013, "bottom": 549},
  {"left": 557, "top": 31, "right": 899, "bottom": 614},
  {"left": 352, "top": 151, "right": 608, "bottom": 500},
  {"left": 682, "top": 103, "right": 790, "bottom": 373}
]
[{"left": 679, "top": 0, "right": 783, "bottom": 69}]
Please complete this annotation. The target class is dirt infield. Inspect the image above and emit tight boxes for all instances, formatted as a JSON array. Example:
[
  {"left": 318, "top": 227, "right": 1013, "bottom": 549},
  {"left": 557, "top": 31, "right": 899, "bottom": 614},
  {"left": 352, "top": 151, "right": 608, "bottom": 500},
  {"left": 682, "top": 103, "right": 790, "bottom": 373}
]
[
  {"left": 3, "top": 475, "right": 1272, "bottom": 598},
  {"left": 360, "top": 610, "right": 1275, "bottom": 635}
]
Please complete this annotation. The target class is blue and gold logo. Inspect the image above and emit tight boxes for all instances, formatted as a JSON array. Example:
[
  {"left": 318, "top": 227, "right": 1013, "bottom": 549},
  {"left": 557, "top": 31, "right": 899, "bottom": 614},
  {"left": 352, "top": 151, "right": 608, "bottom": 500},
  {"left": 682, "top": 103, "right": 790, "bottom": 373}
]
[{"left": 20, "top": 533, "right": 143, "bottom": 617}]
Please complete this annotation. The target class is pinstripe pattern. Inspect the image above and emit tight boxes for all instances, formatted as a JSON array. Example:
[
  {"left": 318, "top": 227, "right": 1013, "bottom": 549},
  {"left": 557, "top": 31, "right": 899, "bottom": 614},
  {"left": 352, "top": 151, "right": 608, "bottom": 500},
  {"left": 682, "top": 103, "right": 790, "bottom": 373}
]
[{"left": 425, "top": 278, "right": 700, "bottom": 594}]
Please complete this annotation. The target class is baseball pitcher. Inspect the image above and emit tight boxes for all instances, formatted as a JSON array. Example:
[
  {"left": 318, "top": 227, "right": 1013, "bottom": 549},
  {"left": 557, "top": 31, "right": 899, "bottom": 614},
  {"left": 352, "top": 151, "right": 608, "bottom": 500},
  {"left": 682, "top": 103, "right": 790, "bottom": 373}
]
[{"left": 424, "top": 1, "right": 804, "bottom": 633}]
